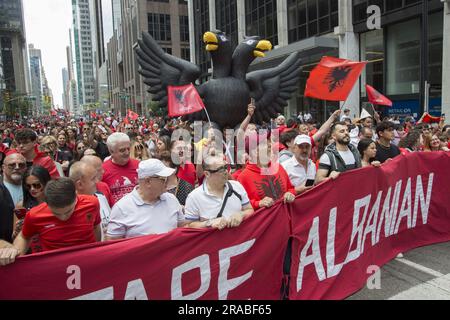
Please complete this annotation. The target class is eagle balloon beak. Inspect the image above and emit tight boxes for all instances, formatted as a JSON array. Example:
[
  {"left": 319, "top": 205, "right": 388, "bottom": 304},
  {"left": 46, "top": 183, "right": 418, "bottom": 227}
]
[
  {"left": 203, "top": 32, "right": 219, "bottom": 51},
  {"left": 253, "top": 40, "right": 272, "bottom": 58}
]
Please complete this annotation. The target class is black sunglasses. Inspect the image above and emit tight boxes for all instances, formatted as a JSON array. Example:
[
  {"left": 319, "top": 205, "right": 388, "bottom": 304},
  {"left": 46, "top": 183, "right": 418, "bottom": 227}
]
[{"left": 207, "top": 165, "right": 227, "bottom": 174}]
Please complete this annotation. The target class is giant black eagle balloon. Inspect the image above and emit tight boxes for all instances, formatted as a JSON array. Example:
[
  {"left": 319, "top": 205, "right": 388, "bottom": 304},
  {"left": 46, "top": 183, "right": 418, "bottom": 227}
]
[{"left": 135, "top": 31, "right": 302, "bottom": 129}]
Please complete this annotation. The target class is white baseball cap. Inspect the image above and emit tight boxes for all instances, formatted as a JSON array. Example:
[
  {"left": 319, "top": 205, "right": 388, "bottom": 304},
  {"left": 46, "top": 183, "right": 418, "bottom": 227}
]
[
  {"left": 137, "top": 159, "right": 175, "bottom": 179},
  {"left": 294, "top": 134, "right": 312, "bottom": 146}
]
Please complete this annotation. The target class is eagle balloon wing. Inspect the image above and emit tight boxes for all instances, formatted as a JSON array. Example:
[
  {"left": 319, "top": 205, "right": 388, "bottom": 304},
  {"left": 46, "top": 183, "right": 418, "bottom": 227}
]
[
  {"left": 135, "top": 32, "right": 201, "bottom": 108},
  {"left": 246, "top": 52, "right": 302, "bottom": 124}
]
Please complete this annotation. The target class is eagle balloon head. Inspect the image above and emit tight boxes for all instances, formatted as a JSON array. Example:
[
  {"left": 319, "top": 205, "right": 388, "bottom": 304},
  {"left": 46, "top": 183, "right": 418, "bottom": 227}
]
[
  {"left": 203, "top": 30, "right": 229, "bottom": 52},
  {"left": 242, "top": 36, "right": 272, "bottom": 58}
]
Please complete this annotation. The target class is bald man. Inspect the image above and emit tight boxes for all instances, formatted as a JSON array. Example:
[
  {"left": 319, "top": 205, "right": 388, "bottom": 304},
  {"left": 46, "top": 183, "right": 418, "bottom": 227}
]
[
  {"left": 2, "top": 153, "right": 27, "bottom": 206},
  {"left": 69, "top": 161, "right": 111, "bottom": 240},
  {"left": 81, "top": 155, "right": 113, "bottom": 207}
]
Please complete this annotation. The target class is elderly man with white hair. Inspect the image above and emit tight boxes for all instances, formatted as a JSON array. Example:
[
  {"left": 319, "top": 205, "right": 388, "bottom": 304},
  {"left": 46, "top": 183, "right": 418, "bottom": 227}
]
[
  {"left": 101, "top": 132, "right": 140, "bottom": 205},
  {"left": 105, "top": 159, "right": 187, "bottom": 240}
]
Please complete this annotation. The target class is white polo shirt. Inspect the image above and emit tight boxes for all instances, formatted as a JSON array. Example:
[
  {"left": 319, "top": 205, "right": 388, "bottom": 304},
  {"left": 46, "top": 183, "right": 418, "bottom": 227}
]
[
  {"left": 281, "top": 156, "right": 316, "bottom": 187},
  {"left": 107, "top": 187, "right": 184, "bottom": 238},
  {"left": 185, "top": 180, "right": 250, "bottom": 221}
]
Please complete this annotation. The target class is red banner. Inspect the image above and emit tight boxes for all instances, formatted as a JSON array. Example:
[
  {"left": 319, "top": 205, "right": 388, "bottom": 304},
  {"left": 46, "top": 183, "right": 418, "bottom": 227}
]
[
  {"left": 167, "top": 84, "right": 205, "bottom": 117},
  {"left": 305, "top": 56, "right": 367, "bottom": 101},
  {"left": 0, "top": 203, "right": 290, "bottom": 300},
  {"left": 366, "top": 85, "right": 392, "bottom": 107},
  {"left": 289, "top": 152, "right": 450, "bottom": 299},
  {"left": 0, "top": 153, "right": 449, "bottom": 300}
]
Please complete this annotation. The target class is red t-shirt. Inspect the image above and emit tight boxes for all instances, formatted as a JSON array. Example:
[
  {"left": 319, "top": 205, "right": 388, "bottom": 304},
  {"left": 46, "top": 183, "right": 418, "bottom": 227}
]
[
  {"left": 21, "top": 195, "right": 101, "bottom": 252},
  {"left": 237, "top": 162, "right": 296, "bottom": 209},
  {"left": 96, "top": 181, "right": 113, "bottom": 207},
  {"left": 177, "top": 161, "right": 196, "bottom": 186},
  {"left": 102, "top": 158, "right": 139, "bottom": 205}
]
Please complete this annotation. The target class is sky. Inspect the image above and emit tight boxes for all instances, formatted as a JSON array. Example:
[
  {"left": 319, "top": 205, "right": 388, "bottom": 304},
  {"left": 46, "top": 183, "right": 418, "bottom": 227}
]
[{"left": 23, "top": 0, "right": 113, "bottom": 108}]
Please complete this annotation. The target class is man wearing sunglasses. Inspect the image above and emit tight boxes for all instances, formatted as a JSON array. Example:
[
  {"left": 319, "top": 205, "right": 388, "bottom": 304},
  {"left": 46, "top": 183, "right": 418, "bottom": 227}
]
[
  {"left": 185, "top": 156, "right": 254, "bottom": 229},
  {"left": 1, "top": 154, "right": 27, "bottom": 206},
  {"left": 106, "top": 159, "right": 186, "bottom": 240},
  {"left": 0, "top": 178, "right": 102, "bottom": 266},
  {"left": 13, "top": 129, "right": 59, "bottom": 179}
]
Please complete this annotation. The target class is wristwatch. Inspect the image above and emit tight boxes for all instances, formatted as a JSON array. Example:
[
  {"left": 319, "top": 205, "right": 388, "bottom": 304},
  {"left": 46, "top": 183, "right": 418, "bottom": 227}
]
[{"left": 205, "top": 219, "right": 213, "bottom": 228}]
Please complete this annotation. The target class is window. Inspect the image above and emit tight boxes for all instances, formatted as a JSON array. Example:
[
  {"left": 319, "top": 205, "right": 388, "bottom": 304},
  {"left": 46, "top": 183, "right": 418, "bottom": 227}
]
[
  {"left": 245, "top": 0, "right": 278, "bottom": 46},
  {"left": 360, "top": 29, "right": 384, "bottom": 97},
  {"left": 288, "top": 0, "right": 338, "bottom": 43},
  {"left": 181, "top": 48, "right": 190, "bottom": 61},
  {"left": 386, "top": 18, "right": 420, "bottom": 95},
  {"left": 193, "top": 0, "right": 211, "bottom": 82},
  {"left": 179, "top": 16, "right": 190, "bottom": 42},
  {"left": 148, "top": 14, "right": 171, "bottom": 41},
  {"left": 216, "top": 0, "right": 238, "bottom": 48},
  {"left": 428, "top": 11, "right": 443, "bottom": 98}
]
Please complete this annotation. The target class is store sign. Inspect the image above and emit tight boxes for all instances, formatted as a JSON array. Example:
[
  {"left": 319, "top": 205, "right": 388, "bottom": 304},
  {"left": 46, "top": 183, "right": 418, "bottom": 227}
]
[{"left": 387, "top": 100, "right": 420, "bottom": 118}]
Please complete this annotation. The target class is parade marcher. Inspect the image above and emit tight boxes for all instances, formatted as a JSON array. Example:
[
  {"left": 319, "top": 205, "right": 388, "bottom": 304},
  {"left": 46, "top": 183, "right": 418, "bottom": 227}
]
[
  {"left": 106, "top": 159, "right": 186, "bottom": 240},
  {"left": 102, "top": 132, "right": 139, "bottom": 205},
  {"left": 358, "top": 138, "right": 381, "bottom": 168},
  {"left": 316, "top": 122, "right": 362, "bottom": 184},
  {"left": 0, "top": 178, "right": 101, "bottom": 266},
  {"left": 14, "top": 129, "right": 59, "bottom": 179},
  {"left": 1, "top": 153, "right": 27, "bottom": 207},
  {"left": 185, "top": 155, "right": 253, "bottom": 229},
  {"left": 282, "top": 134, "right": 316, "bottom": 194},
  {"left": 374, "top": 121, "right": 401, "bottom": 163}
]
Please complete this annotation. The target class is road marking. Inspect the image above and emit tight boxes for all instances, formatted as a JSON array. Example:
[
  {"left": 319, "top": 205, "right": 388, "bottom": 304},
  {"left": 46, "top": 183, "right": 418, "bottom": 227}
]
[{"left": 395, "top": 257, "right": 444, "bottom": 278}]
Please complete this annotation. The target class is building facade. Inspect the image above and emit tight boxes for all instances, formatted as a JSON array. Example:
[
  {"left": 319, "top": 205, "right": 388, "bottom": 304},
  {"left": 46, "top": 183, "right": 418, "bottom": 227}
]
[
  {"left": 28, "top": 44, "right": 43, "bottom": 114},
  {"left": 0, "top": 0, "right": 30, "bottom": 115},
  {"left": 187, "top": 0, "right": 448, "bottom": 123},
  {"left": 107, "top": 0, "right": 190, "bottom": 116},
  {"left": 72, "top": 0, "right": 96, "bottom": 111}
]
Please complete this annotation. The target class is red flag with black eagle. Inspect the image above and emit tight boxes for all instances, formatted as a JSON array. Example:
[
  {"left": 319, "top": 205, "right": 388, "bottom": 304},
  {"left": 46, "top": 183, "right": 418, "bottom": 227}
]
[
  {"left": 366, "top": 85, "right": 393, "bottom": 106},
  {"left": 305, "top": 56, "right": 367, "bottom": 101},
  {"left": 167, "top": 84, "right": 205, "bottom": 117}
]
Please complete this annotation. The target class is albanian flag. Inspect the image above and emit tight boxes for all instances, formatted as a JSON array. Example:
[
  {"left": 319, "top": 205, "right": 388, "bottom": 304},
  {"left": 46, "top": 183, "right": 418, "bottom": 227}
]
[
  {"left": 305, "top": 56, "right": 367, "bottom": 101},
  {"left": 127, "top": 109, "right": 139, "bottom": 121},
  {"left": 420, "top": 113, "right": 441, "bottom": 124},
  {"left": 366, "top": 85, "right": 392, "bottom": 106},
  {"left": 167, "top": 84, "right": 205, "bottom": 117}
]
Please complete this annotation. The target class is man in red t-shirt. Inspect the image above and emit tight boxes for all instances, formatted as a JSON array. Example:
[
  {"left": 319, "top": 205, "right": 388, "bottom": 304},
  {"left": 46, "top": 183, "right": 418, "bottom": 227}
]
[
  {"left": 237, "top": 134, "right": 296, "bottom": 209},
  {"left": 102, "top": 132, "right": 139, "bottom": 205},
  {"left": 0, "top": 178, "right": 101, "bottom": 265}
]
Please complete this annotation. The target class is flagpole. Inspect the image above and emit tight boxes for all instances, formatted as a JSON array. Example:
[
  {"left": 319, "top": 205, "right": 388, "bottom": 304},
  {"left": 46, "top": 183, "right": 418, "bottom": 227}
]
[{"left": 203, "top": 107, "right": 213, "bottom": 128}]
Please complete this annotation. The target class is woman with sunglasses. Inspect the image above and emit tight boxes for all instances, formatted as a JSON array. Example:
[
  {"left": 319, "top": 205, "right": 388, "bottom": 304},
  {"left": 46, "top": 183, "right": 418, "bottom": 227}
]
[
  {"left": 73, "top": 140, "right": 88, "bottom": 162},
  {"left": 14, "top": 166, "right": 51, "bottom": 253}
]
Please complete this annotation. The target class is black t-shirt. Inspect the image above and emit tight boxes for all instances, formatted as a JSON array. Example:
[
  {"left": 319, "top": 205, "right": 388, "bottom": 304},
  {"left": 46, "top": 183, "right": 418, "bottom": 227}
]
[
  {"left": 375, "top": 142, "right": 401, "bottom": 164},
  {"left": 0, "top": 183, "right": 14, "bottom": 242}
]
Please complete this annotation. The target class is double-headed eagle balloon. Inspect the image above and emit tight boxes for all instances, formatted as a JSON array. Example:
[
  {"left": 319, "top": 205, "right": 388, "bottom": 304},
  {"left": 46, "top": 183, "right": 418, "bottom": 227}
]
[{"left": 135, "top": 30, "right": 301, "bottom": 129}]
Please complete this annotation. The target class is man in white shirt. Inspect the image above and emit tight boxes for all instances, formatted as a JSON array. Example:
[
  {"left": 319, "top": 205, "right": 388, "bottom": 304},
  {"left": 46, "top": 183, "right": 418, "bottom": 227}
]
[
  {"left": 106, "top": 159, "right": 186, "bottom": 239},
  {"left": 185, "top": 156, "right": 254, "bottom": 229},
  {"left": 1, "top": 154, "right": 27, "bottom": 206},
  {"left": 281, "top": 135, "right": 316, "bottom": 195}
]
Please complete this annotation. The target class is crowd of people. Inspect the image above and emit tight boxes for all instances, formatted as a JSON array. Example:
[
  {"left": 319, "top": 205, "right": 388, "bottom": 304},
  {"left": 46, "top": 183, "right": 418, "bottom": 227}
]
[{"left": 0, "top": 104, "right": 448, "bottom": 266}]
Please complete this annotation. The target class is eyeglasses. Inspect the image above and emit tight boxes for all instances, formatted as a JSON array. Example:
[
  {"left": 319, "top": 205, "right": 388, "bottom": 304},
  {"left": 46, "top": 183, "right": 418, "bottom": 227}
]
[
  {"left": 6, "top": 162, "right": 26, "bottom": 170},
  {"left": 207, "top": 165, "right": 228, "bottom": 174},
  {"left": 26, "top": 182, "right": 43, "bottom": 190},
  {"left": 146, "top": 176, "right": 168, "bottom": 184},
  {"left": 77, "top": 146, "right": 85, "bottom": 150}
]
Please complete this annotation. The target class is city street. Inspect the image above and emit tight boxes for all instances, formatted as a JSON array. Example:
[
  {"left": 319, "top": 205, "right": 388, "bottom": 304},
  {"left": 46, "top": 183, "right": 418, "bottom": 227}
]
[{"left": 348, "top": 241, "right": 450, "bottom": 300}]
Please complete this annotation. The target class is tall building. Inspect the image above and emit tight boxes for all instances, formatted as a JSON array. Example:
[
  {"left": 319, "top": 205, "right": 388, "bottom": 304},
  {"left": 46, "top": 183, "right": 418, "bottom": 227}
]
[
  {"left": 0, "top": 0, "right": 30, "bottom": 113},
  {"left": 112, "top": 0, "right": 122, "bottom": 33},
  {"left": 72, "top": 0, "right": 96, "bottom": 110},
  {"left": 187, "top": 0, "right": 448, "bottom": 122},
  {"left": 107, "top": 0, "right": 190, "bottom": 116},
  {"left": 28, "top": 44, "right": 43, "bottom": 114},
  {"left": 62, "top": 68, "right": 69, "bottom": 110},
  {"left": 67, "top": 30, "right": 79, "bottom": 114}
]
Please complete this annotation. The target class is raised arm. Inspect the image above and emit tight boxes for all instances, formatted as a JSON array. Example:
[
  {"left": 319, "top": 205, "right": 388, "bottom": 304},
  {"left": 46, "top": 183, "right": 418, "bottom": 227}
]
[{"left": 312, "top": 110, "right": 341, "bottom": 143}]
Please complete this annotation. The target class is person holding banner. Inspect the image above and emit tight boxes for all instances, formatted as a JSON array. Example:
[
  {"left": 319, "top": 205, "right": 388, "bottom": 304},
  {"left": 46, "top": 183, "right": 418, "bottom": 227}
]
[
  {"left": 184, "top": 156, "right": 254, "bottom": 229},
  {"left": 316, "top": 122, "right": 362, "bottom": 184},
  {"left": 105, "top": 159, "right": 186, "bottom": 240},
  {"left": 374, "top": 121, "right": 401, "bottom": 164},
  {"left": 0, "top": 178, "right": 102, "bottom": 266}
]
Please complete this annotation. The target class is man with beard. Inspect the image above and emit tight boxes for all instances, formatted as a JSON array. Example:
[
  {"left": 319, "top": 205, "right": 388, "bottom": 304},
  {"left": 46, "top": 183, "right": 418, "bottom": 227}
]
[
  {"left": 1, "top": 154, "right": 27, "bottom": 206},
  {"left": 282, "top": 135, "right": 316, "bottom": 194},
  {"left": 316, "top": 122, "right": 362, "bottom": 184}
]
